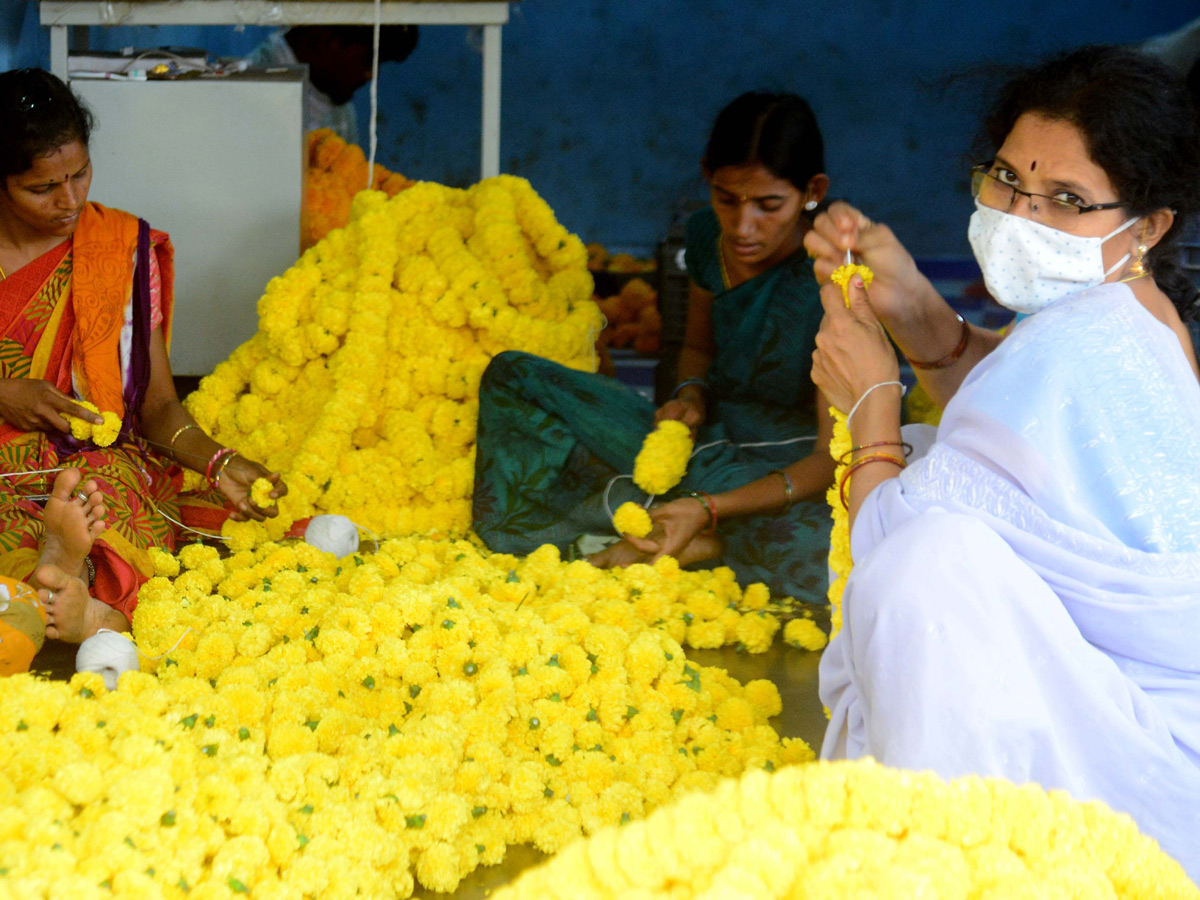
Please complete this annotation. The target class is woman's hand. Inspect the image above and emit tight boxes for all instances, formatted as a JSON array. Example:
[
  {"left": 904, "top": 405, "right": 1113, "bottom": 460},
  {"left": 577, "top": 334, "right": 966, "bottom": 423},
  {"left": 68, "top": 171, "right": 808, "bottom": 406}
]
[
  {"left": 812, "top": 277, "right": 900, "bottom": 415},
  {"left": 803, "top": 201, "right": 929, "bottom": 325},
  {"left": 624, "top": 496, "right": 710, "bottom": 561},
  {"left": 0, "top": 378, "right": 105, "bottom": 433},
  {"left": 217, "top": 454, "right": 288, "bottom": 522},
  {"left": 655, "top": 395, "right": 706, "bottom": 434}
]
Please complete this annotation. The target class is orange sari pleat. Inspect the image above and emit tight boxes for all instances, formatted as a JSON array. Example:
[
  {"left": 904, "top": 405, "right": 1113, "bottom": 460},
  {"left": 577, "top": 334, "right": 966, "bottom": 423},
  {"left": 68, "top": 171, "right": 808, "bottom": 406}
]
[{"left": 0, "top": 204, "right": 229, "bottom": 627}]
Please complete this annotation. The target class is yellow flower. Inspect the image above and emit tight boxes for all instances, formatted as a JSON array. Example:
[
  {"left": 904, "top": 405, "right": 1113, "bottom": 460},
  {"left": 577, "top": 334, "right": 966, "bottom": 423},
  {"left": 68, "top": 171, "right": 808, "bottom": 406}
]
[
  {"left": 184, "top": 169, "right": 600, "bottom": 547},
  {"left": 735, "top": 612, "right": 780, "bottom": 654},
  {"left": 250, "top": 478, "right": 275, "bottom": 509},
  {"left": 612, "top": 502, "right": 652, "bottom": 538},
  {"left": 829, "top": 263, "right": 874, "bottom": 306},
  {"left": 92, "top": 411, "right": 122, "bottom": 446},
  {"left": 492, "top": 760, "right": 1196, "bottom": 899},
  {"left": 148, "top": 547, "right": 180, "bottom": 578},
  {"left": 783, "top": 618, "right": 828, "bottom": 652},
  {"left": 63, "top": 401, "right": 121, "bottom": 445},
  {"left": 632, "top": 421, "right": 693, "bottom": 496},
  {"left": 820, "top": 264, "right": 881, "bottom": 634}
]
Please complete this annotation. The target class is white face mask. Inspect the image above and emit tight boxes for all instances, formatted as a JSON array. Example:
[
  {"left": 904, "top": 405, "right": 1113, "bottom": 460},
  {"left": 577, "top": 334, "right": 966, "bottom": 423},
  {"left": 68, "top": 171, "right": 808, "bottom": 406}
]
[{"left": 968, "top": 200, "right": 1139, "bottom": 315}]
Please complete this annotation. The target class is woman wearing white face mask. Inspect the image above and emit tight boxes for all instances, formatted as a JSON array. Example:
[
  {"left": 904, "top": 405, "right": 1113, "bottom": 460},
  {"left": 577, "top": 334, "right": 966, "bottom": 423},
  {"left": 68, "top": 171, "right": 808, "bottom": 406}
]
[{"left": 804, "top": 46, "right": 1200, "bottom": 880}]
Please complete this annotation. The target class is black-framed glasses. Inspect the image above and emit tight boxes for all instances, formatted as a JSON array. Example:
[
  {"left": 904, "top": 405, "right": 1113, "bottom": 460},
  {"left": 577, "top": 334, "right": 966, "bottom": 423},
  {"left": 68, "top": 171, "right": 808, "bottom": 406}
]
[{"left": 970, "top": 164, "right": 1126, "bottom": 228}]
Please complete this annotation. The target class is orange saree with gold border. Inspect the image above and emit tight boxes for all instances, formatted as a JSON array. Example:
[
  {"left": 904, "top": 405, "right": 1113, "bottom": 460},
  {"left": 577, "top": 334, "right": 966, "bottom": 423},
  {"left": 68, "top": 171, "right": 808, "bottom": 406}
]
[{"left": 0, "top": 203, "right": 228, "bottom": 623}]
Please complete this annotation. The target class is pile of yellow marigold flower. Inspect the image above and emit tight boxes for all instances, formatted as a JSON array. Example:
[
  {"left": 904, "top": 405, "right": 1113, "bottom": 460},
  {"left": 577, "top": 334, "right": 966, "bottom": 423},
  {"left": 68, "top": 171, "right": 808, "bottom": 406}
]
[
  {"left": 302, "top": 129, "right": 413, "bottom": 250},
  {"left": 493, "top": 758, "right": 1198, "bottom": 899},
  {"left": 185, "top": 174, "right": 602, "bottom": 546},
  {"left": 0, "top": 538, "right": 808, "bottom": 897}
]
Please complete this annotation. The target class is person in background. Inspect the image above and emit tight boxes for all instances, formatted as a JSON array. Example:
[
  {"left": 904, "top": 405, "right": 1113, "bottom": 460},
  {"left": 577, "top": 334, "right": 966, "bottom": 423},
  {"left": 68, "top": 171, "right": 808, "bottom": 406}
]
[
  {"left": 249, "top": 25, "right": 419, "bottom": 144},
  {"left": 806, "top": 46, "right": 1200, "bottom": 878},
  {"left": 0, "top": 69, "right": 285, "bottom": 652},
  {"left": 474, "top": 92, "right": 837, "bottom": 605}
]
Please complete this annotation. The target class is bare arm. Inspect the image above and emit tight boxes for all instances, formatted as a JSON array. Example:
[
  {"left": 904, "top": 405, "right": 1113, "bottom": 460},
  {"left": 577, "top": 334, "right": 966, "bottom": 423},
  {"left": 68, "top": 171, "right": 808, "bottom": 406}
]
[
  {"left": 141, "top": 327, "right": 285, "bottom": 520},
  {"left": 657, "top": 281, "right": 715, "bottom": 429},
  {"left": 709, "top": 396, "right": 835, "bottom": 519}
]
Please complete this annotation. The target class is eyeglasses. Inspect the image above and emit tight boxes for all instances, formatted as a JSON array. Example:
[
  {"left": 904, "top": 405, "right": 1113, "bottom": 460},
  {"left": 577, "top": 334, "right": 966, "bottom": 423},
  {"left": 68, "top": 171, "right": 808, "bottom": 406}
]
[{"left": 970, "top": 164, "right": 1126, "bottom": 229}]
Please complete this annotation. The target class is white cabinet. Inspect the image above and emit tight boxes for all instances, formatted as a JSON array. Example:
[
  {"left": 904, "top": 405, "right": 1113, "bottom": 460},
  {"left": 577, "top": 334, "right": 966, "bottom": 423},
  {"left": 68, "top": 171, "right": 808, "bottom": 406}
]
[{"left": 73, "top": 73, "right": 305, "bottom": 374}]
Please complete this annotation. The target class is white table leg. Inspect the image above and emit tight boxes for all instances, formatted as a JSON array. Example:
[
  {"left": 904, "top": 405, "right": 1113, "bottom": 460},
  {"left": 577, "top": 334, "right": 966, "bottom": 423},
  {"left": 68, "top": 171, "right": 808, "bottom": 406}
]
[
  {"left": 49, "top": 24, "right": 69, "bottom": 79},
  {"left": 481, "top": 23, "right": 502, "bottom": 179}
]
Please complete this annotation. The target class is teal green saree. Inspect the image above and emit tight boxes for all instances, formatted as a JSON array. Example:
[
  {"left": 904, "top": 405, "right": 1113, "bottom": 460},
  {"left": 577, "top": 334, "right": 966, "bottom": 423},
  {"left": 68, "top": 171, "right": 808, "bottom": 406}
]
[{"left": 472, "top": 208, "right": 831, "bottom": 602}]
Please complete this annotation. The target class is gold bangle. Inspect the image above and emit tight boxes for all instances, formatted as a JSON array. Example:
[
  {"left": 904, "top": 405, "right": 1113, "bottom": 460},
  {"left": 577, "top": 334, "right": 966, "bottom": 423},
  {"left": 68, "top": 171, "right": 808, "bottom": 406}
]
[{"left": 168, "top": 423, "right": 201, "bottom": 454}]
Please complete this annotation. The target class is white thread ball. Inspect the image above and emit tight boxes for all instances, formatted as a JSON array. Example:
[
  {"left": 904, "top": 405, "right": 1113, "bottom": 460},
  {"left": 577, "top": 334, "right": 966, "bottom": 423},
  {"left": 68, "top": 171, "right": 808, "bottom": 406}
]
[
  {"left": 76, "top": 629, "right": 139, "bottom": 690},
  {"left": 305, "top": 515, "right": 361, "bottom": 558}
]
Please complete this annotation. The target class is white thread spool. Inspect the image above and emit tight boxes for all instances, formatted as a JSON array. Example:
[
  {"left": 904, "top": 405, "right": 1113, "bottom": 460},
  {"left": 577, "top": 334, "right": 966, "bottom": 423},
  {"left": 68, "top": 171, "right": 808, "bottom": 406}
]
[
  {"left": 76, "top": 628, "right": 139, "bottom": 690},
  {"left": 305, "top": 515, "right": 361, "bottom": 558}
]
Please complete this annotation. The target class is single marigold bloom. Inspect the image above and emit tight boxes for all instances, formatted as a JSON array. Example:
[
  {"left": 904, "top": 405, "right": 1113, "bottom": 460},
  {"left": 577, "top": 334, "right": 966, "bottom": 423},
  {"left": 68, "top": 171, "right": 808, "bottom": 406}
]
[
  {"left": 613, "top": 501, "right": 652, "bottom": 538},
  {"left": 91, "top": 411, "right": 122, "bottom": 447},
  {"left": 250, "top": 477, "right": 275, "bottom": 509},
  {"left": 829, "top": 262, "right": 874, "bottom": 306},
  {"left": 783, "top": 617, "right": 828, "bottom": 652},
  {"left": 64, "top": 401, "right": 121, "bottom": 446}
]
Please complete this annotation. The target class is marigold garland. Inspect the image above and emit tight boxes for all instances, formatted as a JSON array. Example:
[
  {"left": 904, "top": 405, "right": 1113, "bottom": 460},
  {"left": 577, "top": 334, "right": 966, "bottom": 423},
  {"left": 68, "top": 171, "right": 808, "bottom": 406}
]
[
  {"left": 185, "top": 174, "right": 603, "bottom": 546},
  {"left": 823, "top": 262, "right": 880, "bottom": 638},
  {"left": 632, "top": 420, "right": 694, "bottom": 496},
  {"left": 492, "top": 758, "right": 1198, "bottom": 899},
  {"left": 302, "top": 129, "right": 413, "bottom": 250}
]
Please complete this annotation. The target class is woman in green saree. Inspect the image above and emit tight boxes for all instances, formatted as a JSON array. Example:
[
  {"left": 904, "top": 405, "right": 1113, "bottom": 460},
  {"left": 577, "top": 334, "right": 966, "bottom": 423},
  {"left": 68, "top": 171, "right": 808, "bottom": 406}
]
[{"left": 473, "top": 92, "right": 836, "bottom": 602}]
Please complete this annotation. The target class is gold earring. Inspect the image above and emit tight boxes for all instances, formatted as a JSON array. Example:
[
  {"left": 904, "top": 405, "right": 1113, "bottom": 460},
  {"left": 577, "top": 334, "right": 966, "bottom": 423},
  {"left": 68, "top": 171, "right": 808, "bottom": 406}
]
[{"left": 1129, "top": 242, "right": 1149, "bottom": 277}]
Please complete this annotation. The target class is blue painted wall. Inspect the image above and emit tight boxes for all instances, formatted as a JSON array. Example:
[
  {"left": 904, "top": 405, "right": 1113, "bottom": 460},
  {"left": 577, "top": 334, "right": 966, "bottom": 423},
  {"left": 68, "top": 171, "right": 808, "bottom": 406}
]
[{"left": 8, "top": 0, "right": 1198, "bottom": 257}]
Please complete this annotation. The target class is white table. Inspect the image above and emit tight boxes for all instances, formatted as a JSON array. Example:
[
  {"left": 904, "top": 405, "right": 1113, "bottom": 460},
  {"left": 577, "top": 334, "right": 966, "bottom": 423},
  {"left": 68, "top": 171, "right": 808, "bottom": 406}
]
[{"left": 39, "top": 1, "right": 510, "bottom": 178}]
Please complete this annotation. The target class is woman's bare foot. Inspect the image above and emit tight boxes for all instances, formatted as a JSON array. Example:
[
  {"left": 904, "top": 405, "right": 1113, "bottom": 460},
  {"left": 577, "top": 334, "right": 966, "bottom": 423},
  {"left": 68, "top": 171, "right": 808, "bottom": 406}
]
[
  {"left": 35, "top": 564, "right": 128, "bottom": 643},
  {"left": 587, "top": 539, "right": 648, "bottom": 568},
  {"left": 38, "top": 468, "right": 106, "bottom": 580}
]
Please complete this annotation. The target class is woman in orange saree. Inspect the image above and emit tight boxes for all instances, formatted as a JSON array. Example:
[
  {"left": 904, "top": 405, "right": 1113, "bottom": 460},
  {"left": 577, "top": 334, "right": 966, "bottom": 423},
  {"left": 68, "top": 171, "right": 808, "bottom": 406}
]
[{"left": 0, "top": 68, "right": 286, "bottom": 653}]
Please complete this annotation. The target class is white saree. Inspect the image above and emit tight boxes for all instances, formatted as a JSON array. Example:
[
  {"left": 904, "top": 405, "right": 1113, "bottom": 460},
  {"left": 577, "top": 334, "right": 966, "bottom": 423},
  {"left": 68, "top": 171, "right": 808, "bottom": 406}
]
[{"left": 820, "top": 282, "right": 1200, "bottom": 879}]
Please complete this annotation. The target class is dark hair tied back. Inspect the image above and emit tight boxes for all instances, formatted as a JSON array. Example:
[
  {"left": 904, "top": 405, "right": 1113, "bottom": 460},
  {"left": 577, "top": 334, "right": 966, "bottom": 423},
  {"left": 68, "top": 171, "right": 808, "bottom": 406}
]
[
  {"left": 983, "top": 45, "right": 1200, "bottom": 317},
  {"left": 0, "top": 68, "right": 94, "bottom": 182},
  {"left": 703, "top": 92, "right": 825, "bottom": 195}
]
